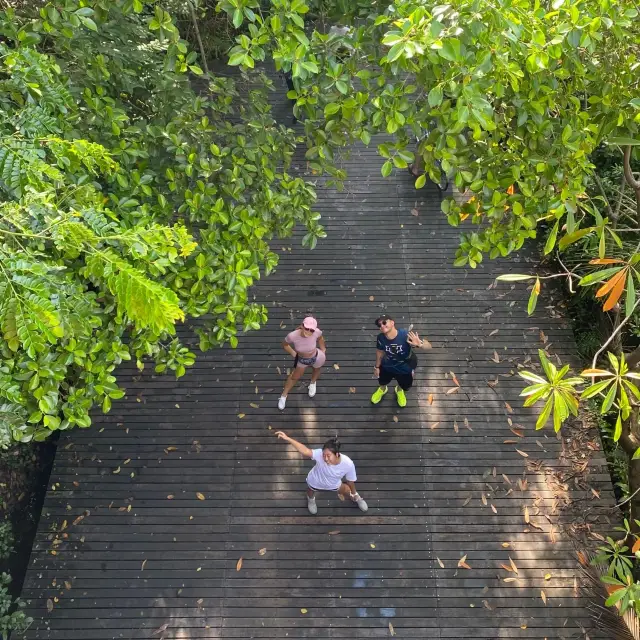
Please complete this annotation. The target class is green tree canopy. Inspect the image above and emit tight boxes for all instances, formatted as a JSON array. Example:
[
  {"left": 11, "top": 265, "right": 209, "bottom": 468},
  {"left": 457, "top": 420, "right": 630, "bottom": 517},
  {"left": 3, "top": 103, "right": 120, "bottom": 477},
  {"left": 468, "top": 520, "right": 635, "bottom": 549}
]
[{"left": 0, "top": 0, "right": 324, "bottom": 446}]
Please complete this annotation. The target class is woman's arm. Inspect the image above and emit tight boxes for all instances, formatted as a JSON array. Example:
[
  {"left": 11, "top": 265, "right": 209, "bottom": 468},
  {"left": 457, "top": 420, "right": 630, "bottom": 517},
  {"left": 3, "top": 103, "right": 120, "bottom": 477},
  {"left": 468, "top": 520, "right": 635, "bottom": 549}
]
[
  {"left": 281, "top": 340, "right": 297, "bottom": 357},
  {"left": 317, "top": 336, "right": 326, "bottom": 352},
  {"left": 275, "top": 431, "right": 313, "bottom": 458}
]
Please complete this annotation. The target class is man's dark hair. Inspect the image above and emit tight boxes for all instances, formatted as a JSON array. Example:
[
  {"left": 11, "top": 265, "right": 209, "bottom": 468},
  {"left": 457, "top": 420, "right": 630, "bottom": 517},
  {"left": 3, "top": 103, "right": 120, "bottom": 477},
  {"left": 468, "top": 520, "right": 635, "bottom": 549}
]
[{"left": 322, "top": 437, "right": 341, "bottom": 454}]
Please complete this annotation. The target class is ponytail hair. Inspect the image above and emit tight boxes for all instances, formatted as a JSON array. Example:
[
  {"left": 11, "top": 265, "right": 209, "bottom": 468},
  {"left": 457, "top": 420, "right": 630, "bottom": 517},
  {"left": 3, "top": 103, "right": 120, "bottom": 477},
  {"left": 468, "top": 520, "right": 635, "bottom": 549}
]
[{"left": 322, "top": 437, "right": 341, "bottom": 455}]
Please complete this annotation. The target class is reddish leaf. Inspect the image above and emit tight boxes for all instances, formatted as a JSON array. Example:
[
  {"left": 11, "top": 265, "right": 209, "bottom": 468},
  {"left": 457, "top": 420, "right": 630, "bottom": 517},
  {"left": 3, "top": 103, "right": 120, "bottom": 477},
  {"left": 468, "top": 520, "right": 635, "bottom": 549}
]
[{"left": 589, "top": 258, "right": 626, "bottom": 264}]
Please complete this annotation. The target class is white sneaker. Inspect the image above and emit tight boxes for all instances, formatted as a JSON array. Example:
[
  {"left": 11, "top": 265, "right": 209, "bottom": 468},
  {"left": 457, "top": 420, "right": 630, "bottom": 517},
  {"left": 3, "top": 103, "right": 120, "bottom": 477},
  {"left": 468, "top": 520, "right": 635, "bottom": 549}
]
[
  {"left": 278, "top": 396, "right": 287, "bottom": 410},
  {"left": 308, "top": 382, "right": 317, "bottom": 398},
  {"left": 352, "top": 494, "right": 368, "bottom": 512},
  {"left": 307, "top": 495, "right": 317, "bottom": 515}
]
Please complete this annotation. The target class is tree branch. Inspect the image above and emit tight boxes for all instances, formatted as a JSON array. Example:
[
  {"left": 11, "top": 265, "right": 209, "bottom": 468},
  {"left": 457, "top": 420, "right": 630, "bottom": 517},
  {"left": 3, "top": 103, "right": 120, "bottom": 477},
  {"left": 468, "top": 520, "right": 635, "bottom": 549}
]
[
  {"left": 186, "top": 0, "right": 210, "bottom": 76},
  {"left": 592, "top": 297, "right": 640, "bottom": 369},
  {"left": 623, "top": 145, "right": 640, "bottom": 226}
]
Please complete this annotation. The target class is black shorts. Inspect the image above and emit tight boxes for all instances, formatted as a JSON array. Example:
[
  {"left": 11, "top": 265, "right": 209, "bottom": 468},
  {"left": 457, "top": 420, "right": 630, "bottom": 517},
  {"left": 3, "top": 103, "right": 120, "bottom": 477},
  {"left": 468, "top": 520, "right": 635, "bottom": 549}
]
[{"left": 379, "top": 367, "right": 414, "bottom": 391}]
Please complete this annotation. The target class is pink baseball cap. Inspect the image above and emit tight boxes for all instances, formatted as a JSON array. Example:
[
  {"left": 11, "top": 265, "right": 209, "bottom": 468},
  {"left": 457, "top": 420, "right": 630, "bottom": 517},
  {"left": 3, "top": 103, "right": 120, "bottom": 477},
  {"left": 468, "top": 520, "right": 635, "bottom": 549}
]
[{"left": 302, "top": 316, "right": 318, "bottom": 330}]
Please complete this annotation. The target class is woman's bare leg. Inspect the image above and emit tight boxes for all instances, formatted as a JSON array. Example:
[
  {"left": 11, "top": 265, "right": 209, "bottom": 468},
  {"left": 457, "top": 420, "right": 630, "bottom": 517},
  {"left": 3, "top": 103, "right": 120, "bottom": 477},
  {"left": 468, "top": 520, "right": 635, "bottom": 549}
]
[
  {"left": 310, "top": 366, "right": 322, "bottom": 382},
  {"left": 281, "top": 366, "right": 306, "bottom": 397}
]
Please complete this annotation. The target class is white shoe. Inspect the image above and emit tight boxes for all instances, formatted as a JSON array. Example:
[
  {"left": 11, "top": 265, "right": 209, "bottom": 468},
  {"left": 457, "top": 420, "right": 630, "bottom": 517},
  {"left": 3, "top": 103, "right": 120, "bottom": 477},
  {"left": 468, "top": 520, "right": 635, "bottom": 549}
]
[
  {"left": 352, "top": 494, "right": 368, "bottom": 512},
  {"left": 308, "top": 382, "right": 317, "bottom": 398},
  {"left": 307, "top": 495, "right": 317, "bottom": 515},
  {"left": 278, "top": 396, "right": 287, "bottom": 410}
]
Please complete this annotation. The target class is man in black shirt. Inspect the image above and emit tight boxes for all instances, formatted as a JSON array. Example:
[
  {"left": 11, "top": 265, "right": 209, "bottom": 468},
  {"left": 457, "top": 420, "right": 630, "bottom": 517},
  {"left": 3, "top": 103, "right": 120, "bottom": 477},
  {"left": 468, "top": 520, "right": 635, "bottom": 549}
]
[{"left": 372, "top": 315, "right": 432, "bottom": 407}]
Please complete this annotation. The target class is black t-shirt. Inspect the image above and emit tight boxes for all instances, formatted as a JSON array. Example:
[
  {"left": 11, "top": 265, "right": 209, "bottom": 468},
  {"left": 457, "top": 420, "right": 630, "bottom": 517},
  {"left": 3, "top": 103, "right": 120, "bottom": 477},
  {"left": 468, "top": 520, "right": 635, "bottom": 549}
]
[{"left": 376, "top": 329, "right": 417, "bottom": 374}]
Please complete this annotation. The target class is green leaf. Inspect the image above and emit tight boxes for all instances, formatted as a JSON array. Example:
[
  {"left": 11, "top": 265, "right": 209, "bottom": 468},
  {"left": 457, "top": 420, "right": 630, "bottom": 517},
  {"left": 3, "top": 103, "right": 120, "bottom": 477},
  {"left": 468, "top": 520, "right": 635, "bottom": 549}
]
[
  {"left": 614, "top": 412, "right": 623, "bottom": 441},
  {"left": 558, "top": 227, "right": 594, "bottom": 250},
  {"left": 579, "top": 267, "right": 624, "bottom": 286},
  {"left": 428, "top": 86, "right": 443, "bottom": 107},
  {"left": 495, "top": 273, "right": 535, "bottom": 282},
  {"left": 544, "top": 220, "right": 559, "bottom": 254},
  {"left": 607, "top": 137, "right": 640, "bottom": 146},
  {"left": 381, "top": 161, "right": 392, "bottom": 177},
  {"left": 78, "top": 16, "right": 98, "bottom": 31},
  {"left": 527, "top": 278, "right": 540, "bottom": 315},
  {"left": 626, "top": 270, "right": 636, "bottom": 318},
  {"left": 536, "top": 395, "right": 553, "bottom": 429},
  {"left": 414, "top": 174, "right": 427, "bottom": 189}
]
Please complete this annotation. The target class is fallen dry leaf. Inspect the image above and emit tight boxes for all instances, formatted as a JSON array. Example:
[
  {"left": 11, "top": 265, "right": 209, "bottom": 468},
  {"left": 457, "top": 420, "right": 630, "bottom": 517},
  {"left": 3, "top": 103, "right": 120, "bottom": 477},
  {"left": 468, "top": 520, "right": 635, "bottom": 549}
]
[
  {"left": 491, "top": 504, "right": 497, "bottom": 514},
  {"left": 501, "top": 542, "right": 510, "bottom": 548},
  {"left": 47, "top": 598, "right": 53, "bottom": 612},
  {"left": 510, "top": 427, "right": 524, "bottom": 437},
  {"left": 236, "top": 557, "right": 243, "bottom": 571},
  {"left": 489, "top": 329, "right": 499, "bottom": 336},
  {"left": 437, "top": 557, "right": 445, "bottom": 568},
  {"left": 454, "top": 421, "right": 459, "bottom": 433},
  {"left": 504, "top": 402, "right": 513, "bottom": 413},
  {"left": 458, "top": 554, "right": 471, "bottom": 569},
  {"left": 370, "top": 543, "right": 376, "bottom": 549},
  {"left": 112, "top": 466, "right": 121, "bottom": 474},
  {"left": 141, "top": 559, "right": 147, "bottom": 571},
  {"left": 300, "top": 608, "right": 308, "bottom": 614},
  {"left": 249, "top": 403, "right": 259, "bottom": 409},
  {"left": 196, "top": 492, "right": 205, "bottom": 501},
  {"left": 464, "top": 417, "right": 472, "bottom": 431},
  {"left": 515, "top": 448, "right": 529, "bottom": 458},
  {"left": 410, "top": 208, "right": 419, "bottom": 217},
  {"left": 481, "top": 493, "right": 487, "bottom": 506},
  {"left": 349, "top": 387, "right": 356, "bottom": 393},
  {"left": 502, "top": 473, "right": 512, "bottom": 485},
  {"left": 524, "top": 506, "right": 530, "bottom": 524},
  {"left": 501, "top": 563, "right": 513, "bottom": 573},
  {"left": 333, "top": 363, "right": 340, "bottom": 370},
  {"left": 446, "top": 387, "right": 459, "bottom": 395},
  {"left": 450, "top": 371, "right": 460, "bottom": 386},
  {"left": 167, "top": 494, "right": 174, "bottom": 500},
  {"left": 503, "top": 577, "right": 518, "bottom": 583},
  {"left": 483, "top": 599, "right": 494, "bottom": 610},
  {"left": 462, "top": 496, "right": 471, "bottom": 506},
  {"left": 258, "top": 548, "right": 267, "bottom": 556},
  {"left": 328, "top": 530, "right": 340, "bottom": 536},
  {"left": 237, "top": 413, "right": 245, "bottom": 419},
  {"left": 509, "top": 557, "right": 519, "bottom": 575},
  {"left": 430, "top": 421, "right": 440, "bottom": 430},
  {"left": 544, "top": 573, "right": 551, "bottom": 581},
  {"left": 428, "top": 393, "right": 434, "bottom": 405},
  {"left": 541, "top": 590, "right": 547, "bottom": 605},
  {"left": 153, "top": 623, "right": 170, "bottom": 636},
  {"left": 369, "top": 296, "right": 375, "bottom": 301},
  {"left": 491, "top": 351, "right": 500, "bottom": 363},
  {"left": 389, "top": 621, "right": 396, "bottom": 636},
  {"left": 393, "top": 416, "right": 398, "bottom": 423}
]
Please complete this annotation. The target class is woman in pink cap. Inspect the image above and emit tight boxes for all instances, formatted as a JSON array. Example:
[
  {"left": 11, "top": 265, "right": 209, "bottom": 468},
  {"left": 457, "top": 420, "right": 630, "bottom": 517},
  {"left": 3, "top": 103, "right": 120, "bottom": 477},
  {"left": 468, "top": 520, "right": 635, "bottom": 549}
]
[{"left": 278, "top": 316, "right": 326, "bottom": 410}]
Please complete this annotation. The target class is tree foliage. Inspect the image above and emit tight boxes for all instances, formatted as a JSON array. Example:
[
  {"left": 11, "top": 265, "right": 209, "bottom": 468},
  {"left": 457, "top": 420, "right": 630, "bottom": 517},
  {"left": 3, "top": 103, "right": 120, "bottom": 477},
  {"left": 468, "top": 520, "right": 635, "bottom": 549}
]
[
  {"left": 0, "top": 0, "right": 323, "bottom": 446},
  {"left": 217, "top": 0, "right": 639, "bottom": 264}
]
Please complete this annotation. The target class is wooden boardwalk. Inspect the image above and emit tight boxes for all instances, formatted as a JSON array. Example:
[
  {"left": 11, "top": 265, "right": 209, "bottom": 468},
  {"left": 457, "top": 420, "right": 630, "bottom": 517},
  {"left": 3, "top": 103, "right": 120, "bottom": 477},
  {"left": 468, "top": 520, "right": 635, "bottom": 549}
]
[{"left": 22, "top": 110, "right": 614, "bottom": 637}]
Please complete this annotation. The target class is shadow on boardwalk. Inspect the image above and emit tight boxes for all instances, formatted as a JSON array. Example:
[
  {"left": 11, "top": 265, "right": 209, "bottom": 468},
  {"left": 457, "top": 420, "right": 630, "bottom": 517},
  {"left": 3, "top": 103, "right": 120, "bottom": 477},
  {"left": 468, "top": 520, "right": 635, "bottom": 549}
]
[{"left": 21, "top": 89, "right": 614, "bottom": 639}]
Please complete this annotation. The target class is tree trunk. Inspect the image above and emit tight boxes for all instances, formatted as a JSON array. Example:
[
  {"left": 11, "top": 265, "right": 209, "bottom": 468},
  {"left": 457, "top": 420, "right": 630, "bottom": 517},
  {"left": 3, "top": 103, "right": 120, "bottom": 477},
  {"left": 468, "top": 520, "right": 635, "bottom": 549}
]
[
  {"left": 186, "top": 0, "right": 210, "bottom": 76},
  {"left": 621, "top": 412, "right": 640, "bottom": 535}
]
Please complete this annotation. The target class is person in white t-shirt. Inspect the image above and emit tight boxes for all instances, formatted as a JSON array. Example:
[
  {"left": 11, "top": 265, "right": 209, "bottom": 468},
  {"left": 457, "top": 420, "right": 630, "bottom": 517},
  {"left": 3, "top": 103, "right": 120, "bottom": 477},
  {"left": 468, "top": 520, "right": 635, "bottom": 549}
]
[{"left": 275, "top": 431, "right": 368, "bottom": 515}]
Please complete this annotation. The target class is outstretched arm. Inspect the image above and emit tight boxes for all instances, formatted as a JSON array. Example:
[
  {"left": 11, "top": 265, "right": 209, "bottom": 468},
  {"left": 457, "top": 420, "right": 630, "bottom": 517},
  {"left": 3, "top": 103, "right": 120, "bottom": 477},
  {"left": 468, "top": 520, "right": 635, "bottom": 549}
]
[
  {"left": 408, "top": 331, "right": 432, "bottom": 350},
  {"left": 275, "top": 431, "right": 313, "bottom": 458}
]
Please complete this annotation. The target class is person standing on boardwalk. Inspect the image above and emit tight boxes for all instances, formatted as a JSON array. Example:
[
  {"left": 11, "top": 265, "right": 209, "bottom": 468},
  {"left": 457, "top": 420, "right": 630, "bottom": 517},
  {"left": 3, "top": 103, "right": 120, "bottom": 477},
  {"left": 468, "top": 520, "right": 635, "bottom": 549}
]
[
  {"left": 275, "top": 431, "right": 368, "bottom": 514},
  {"left": 371, "top": 315, "right": 432, "bottom": 407},
  {"left": 278, "top": 317, "right": 326, "bottom": 411}
]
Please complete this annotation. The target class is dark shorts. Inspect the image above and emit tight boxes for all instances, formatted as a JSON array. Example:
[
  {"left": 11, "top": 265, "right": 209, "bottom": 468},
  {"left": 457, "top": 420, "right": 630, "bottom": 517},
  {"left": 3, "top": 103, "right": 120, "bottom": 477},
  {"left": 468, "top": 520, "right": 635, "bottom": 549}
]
[{"left": 379, "top": 367, "right": 414, "bottom": 391}]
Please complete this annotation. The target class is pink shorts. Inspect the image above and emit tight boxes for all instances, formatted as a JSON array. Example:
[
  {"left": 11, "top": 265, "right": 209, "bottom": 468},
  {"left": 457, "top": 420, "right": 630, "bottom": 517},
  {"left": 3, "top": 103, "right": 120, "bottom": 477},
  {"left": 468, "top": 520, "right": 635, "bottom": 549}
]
[{"left": 294, "top": 349, "right": 326, "bottom": 369}]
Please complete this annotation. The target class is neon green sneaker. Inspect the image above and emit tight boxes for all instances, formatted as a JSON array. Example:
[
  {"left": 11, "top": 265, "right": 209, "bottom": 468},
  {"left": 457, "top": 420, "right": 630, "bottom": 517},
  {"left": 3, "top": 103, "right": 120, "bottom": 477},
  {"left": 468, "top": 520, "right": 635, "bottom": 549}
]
[
  {"left": 395, "top": 386, "right": 407, "bottom": 407},
  {"left": 370, "top": 386, "right": 388, "bottom": 404}
]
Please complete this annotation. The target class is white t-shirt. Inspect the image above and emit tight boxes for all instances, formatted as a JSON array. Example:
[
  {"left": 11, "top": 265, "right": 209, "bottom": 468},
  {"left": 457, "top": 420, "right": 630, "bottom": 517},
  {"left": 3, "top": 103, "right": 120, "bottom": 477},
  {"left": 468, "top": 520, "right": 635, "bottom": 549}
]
[{"left": 307, "top": 449, "right": 357, "bottom": 491}]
